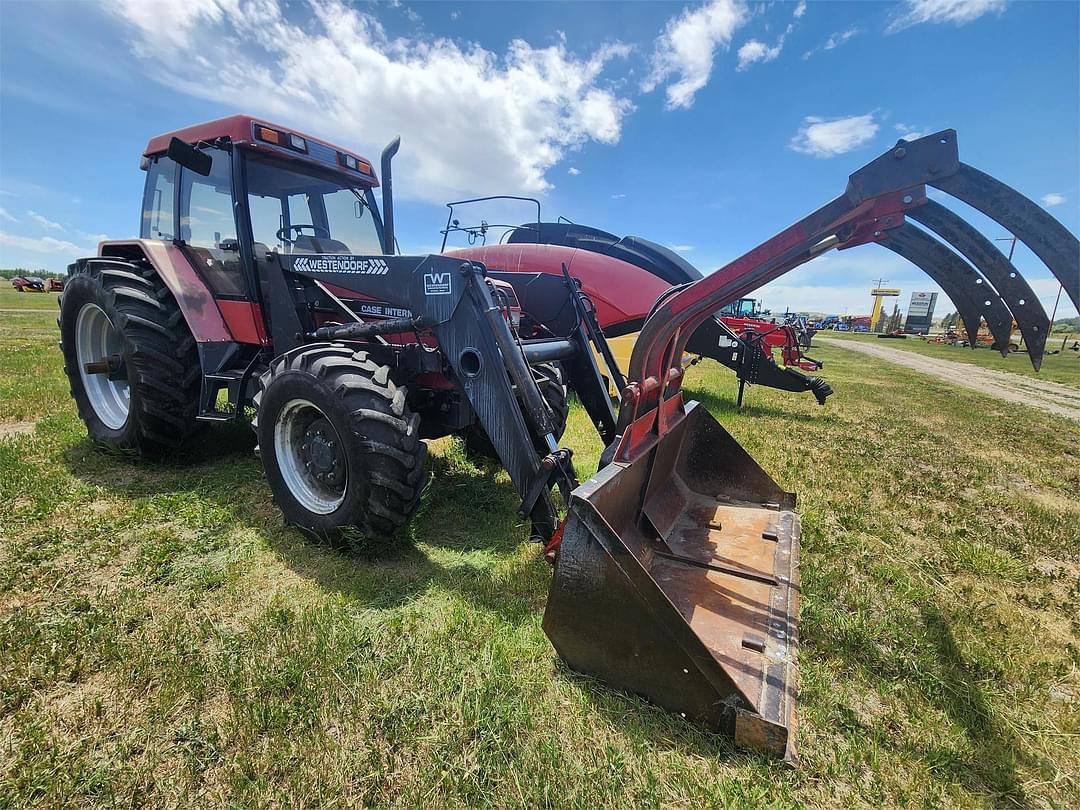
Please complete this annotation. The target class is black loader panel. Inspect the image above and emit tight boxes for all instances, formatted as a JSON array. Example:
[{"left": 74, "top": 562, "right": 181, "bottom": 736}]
[{"left": 264, "top": 253, "right": 613, "bottom": 540}]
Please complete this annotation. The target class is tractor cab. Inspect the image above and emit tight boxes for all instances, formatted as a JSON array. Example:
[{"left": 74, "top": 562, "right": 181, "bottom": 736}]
[
  {"left": 719, "top": 297, "right": 765, "bottom": 319},
  {"left": 139, "top": 115, "right": 388, "bottom": 301}
]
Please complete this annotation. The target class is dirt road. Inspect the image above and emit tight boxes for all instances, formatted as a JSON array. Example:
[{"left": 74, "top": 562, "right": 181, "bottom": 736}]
[{"left": 818, "top": 338, "right": 1080, "bottom": 422}]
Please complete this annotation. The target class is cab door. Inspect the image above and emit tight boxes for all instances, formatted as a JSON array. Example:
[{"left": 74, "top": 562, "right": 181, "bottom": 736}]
[{"left": 177, "top": 146, "right": 250, "bottom": 300}]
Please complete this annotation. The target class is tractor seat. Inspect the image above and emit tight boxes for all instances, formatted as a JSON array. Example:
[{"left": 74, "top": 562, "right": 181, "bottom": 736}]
[{"left": 292, "top": 234, "right": 352, "bottom": 254}]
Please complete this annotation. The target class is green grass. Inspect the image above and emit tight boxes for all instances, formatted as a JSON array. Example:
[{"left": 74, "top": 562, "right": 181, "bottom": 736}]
[
  {"left": 820, "top": 329, "right": 1080, "bottom": 388},
  {"left": 2, "top": 307, "right": 1079, "bottom": 807},
  {"left": 0, "top": 286, "right": 61, "bottom": 312}
]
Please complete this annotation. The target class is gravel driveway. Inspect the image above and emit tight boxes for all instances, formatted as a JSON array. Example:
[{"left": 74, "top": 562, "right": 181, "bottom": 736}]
[{"left": 817, "top": 338, "right": 1080, "bottom": 422}]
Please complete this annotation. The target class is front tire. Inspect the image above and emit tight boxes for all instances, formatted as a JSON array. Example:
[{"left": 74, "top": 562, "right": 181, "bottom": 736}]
[
  {"left": 254, "top": 345, "right": 427, "bottom": 548},
  {"left": 59, "top": 258, "right": 201, "bottom": 456}
]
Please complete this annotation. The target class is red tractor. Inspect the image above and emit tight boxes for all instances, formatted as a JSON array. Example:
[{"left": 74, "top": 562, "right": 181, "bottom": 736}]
[
  {"left": 59, "top": 116, "right": 1076, "bottom": 761},
  {"left": 717, "top": 298, "right": 821, "bottom": 372}
]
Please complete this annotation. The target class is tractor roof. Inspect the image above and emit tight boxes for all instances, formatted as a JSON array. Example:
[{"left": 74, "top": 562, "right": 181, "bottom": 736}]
[{"left": 143, "top": 114, "right": 378, "bottom": 187}]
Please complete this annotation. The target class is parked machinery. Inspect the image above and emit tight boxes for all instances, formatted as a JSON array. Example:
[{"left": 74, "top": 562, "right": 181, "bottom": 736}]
[{"left": 59, "top": 118, "right": 1077, "bottom": 761}]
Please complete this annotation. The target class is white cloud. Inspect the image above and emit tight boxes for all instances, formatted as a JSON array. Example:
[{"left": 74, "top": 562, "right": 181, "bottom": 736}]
[
  {"left": 77, "top": 230, "right": 112, "bottom": 244},
  {"left": 670, "top": 244, "right": 694, "bottom": 252},
  {"left": 803, "top": 27, "right": 860, "bottom": 59},
  {"left": 1041, "top": 193, "right": 1066, "bottom": 207},
  {"left": 643, "top": 0, "right": 749, "bottom": 109},
  {"left": 737, "top": 39, "right": 782, "bottom": 71},
  {"left": 611, "top": 193, "right": 627, "bottom": 199},
  {"left": 567, "top": 166, "right": 581, "bottom": 176},
  {"left": 824, "top": 27, "right": 860, "bottom": 50},
  {"left": 0, "top": 232, "right": 89, "bottom": 255},
  {"left": 790, "top": 114, "right": 879, "bottom": 158},
  {"left": 755, "top": 250, "right": 954, "bottom": 316},
  {"left": 895, "top": 123, "right": 930, "bottom": 141},
  {"left": 0, "top": 207, "right": 17, "bottom": 223},
  {"left": 26, "top": 210, "right": 64, "bottom": 231},
  {"left": 888, "top": 0, "right": 1007, "bottom": 33},
  {"left": 107, "top": 0, "right": 633, "bottom": 204},
  {"left": 736, "top": 1, "right": 806, "bottom": 72}
]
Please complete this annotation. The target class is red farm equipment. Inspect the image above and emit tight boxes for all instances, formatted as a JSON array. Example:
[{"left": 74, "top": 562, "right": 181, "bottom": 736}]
[
  {"left": 59, "top": 117, "right": 1078, "bottom": 761},
  {"left": 447, "top": 215, "right": 834, "bottom": 407}
]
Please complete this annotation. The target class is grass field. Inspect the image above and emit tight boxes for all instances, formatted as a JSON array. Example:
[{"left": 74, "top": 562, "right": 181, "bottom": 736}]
[
  {"left": 2, "top": 290, "right": 1079, "bottom": 807},
  {"left": 820, "top": 329, "right": 1080, "bottom": 389},
  {"left": 0, "top": 286, "right": 58, "bottom": 312}
]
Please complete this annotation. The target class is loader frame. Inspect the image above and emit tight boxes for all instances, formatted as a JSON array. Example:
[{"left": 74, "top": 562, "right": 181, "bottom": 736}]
[{"left": 546, "top": 130, "right": 1078, "bottom": 762}]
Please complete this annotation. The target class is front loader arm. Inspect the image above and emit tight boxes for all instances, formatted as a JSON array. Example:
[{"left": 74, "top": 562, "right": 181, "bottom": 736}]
[
  {"left": 542, "top": 131, "right": 1077, "bottom": 761},
  {"left": 619, "top": 130, "right": 1079, "bottom": 457}
]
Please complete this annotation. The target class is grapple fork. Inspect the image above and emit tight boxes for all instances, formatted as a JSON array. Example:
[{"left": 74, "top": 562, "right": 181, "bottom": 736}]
[{"left": 542, "top": 130, "right": 1078, "bottom": 761}]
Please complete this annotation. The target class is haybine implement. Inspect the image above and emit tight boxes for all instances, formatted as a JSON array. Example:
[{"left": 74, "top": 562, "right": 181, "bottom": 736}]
[{"left": 60, "top": 116, "right": 1077, "bottom": 761}]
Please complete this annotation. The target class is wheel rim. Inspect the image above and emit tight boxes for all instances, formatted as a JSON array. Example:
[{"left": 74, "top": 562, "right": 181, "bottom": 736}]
[
  {"left": 274, "top": 398, "right": 348, "bottom": 515},
  {"left": 75, "top": 303, "right": 130, "bottom": 430}
]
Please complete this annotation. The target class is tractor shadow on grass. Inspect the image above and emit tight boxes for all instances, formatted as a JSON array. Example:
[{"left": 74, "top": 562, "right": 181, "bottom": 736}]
[
  {"left": 61, "top": 429, "right": 775, "bottom": 763},
  {"left": 260, "top": 450, "right": 553, "bottom": 622},
  {"left": 915, "top": 607, "right": 1041, "bottom": 808},
  {"left": 62, "top": 432, "right": 551, "bottom": 623}
]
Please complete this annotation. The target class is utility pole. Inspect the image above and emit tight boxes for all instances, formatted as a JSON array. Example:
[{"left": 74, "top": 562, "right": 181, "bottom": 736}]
[
  {"left": 1048, "top": 284, "right": 1064, "bottom": 340},
  {"left": 869, "top": 277, "right": 891, "bottom": 332}
]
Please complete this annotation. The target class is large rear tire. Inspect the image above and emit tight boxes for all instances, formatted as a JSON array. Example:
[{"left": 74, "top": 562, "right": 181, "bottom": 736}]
[
  {"left": 463, "top": 361, "right": 568, "bottom": 460},
  {"left": 254, "top": 345, "right": 427, "bottom": 549},
  {"left": 59, "top": 258, "right": 201, "bottom": 457}
]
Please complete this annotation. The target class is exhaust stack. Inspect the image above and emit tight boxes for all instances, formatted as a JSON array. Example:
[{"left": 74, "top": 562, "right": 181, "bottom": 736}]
[{"left": 380, "top": 136, "right": 401, "bottom": 255}]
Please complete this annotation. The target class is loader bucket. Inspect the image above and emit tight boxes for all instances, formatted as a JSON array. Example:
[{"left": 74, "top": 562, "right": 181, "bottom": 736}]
[{"left": 544, "top": 401, "right": 800, "bottom": 760}]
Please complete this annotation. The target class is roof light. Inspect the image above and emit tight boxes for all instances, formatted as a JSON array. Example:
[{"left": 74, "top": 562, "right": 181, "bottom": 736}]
[
  {"left": 254, "top": 125, "right": 280, "bottom": 144},
  {"left": 289, "top": 133, "right": 307, "bottom": 152},
  {"left": 338, "top": 152, "right": 373, "bottom": 174}
]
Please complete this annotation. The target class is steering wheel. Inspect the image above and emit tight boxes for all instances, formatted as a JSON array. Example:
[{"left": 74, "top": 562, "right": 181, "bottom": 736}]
[{"left": 276, "top": 223, "right": 331, "bottom": 245}]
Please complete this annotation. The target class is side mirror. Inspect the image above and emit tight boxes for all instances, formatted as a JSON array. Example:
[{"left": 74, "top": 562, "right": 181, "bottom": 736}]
[{"left": 167, "top": 137, "right": 212, "bottom": 177}]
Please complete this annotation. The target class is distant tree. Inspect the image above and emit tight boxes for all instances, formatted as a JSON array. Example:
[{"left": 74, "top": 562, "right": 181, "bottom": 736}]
[
  {"left": 1051, "top": 316, "right": 1080, "bottom": 333},
  {"left": 0, "top": 267, "right": 66, "bottom": 281}
]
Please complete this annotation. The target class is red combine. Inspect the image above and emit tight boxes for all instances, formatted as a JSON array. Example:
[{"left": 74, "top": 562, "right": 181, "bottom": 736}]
[{"left": 58, "top": 116, "right": 1077, "bottom": 762}]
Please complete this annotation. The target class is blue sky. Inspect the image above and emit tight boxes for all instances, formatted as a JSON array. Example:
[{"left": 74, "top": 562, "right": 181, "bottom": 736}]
[{"left": 1, "top": 0, "right": 1076, "bottom": 319}]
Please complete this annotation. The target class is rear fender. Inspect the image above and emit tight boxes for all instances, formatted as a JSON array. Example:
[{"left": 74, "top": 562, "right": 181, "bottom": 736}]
[{"left": 99, "top": 240, "right": 234, "bottom": 343}]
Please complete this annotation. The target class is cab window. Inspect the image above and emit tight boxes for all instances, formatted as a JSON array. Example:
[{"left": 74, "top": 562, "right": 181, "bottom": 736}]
[
  {"left": 245, "top": 153, "right": 382, "bottom": 255},
  {"left": 141, "top": 156, "right": 176, "bottom": 240},
  {"left": 178, "top": 147, "right": 246, "bottom": 297}
]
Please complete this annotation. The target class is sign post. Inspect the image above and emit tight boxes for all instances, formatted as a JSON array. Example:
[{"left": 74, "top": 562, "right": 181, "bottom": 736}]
[
  {"left": 903, "top": 291, "right": 938, "bottom": 334},
  {"left": 869, "top": 287, "right": 901, "bottom": 332}
]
